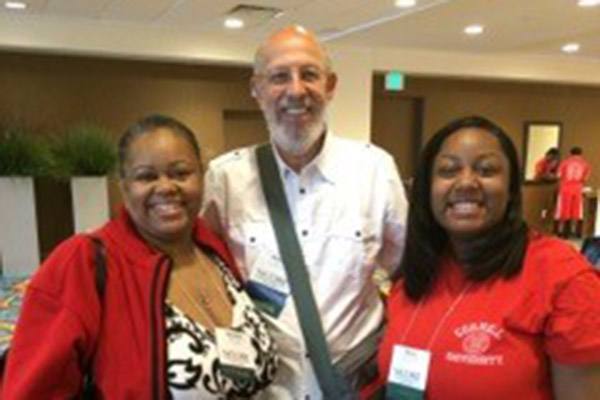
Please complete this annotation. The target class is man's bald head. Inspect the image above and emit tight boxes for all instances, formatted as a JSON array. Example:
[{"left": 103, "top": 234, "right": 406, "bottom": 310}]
[
  {"left": 249, "top": 25, "right": 337, "bottom": 164},
  {"left": 253, "top": 25, "right": 332, "bottom": 75}
]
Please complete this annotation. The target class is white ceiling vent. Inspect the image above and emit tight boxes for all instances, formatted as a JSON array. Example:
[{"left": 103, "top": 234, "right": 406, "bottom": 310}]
[{"left": 225, "top": 4, "right": 283, "bottom": 28}]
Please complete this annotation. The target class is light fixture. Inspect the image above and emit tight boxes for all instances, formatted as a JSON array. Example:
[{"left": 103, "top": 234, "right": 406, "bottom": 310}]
[
  {"left": 224, "top": 17, "right": 244, "bottom": 29},
  {"left": 578, "top": 0, "right": 600, "bottom": 7},
  {"left": 223, "top": 5, "right": 282, "bottom": 30},
  {"left": 464, "top": 24, "right": 484, "bottom": 35},
  {"left": 561, "top": 43, "right": 580, "bottom": 53},
  {"left": 4, "top": 1, "right": 27, "bottom": 9},
  {"left": 395, "top": 0, "right": 417, "bottom": 8}
]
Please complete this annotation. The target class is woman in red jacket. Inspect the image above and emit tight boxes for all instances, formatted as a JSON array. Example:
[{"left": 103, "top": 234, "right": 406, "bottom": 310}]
[
  {"left": 3, "top": 114, "right": 278, "bottom": 399},
  {"left": 375, "top": 116, "right": 600, "bottom": 399}
]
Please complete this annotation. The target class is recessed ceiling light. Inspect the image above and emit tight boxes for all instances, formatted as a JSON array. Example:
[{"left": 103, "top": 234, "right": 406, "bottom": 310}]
[
  {"left": 464, "top": 24, "right": 484, "bottom": 35},
  {"left": 578, "top": 0, "right": 600, "bottom": 7},
  {"left": 224, "top": 17, "right": 244, "bottom": 29},
  {"left": 395, "top": 0, "right": 417, "bottom": 8},
  {"left": 562, "top": 43, "right": 580, "bottom": 53},
  {"left": 4, "top": 1, "right": 27, "bottom": 10}
]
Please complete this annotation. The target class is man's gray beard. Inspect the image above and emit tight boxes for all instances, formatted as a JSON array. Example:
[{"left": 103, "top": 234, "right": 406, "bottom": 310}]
[{"left": 268, "top": 118, "right": 326, "bottom": 156}]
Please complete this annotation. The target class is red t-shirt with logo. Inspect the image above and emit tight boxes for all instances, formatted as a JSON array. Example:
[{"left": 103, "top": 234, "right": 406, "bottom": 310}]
[{"left": 377, "top": 233, "right": 600, "bottom": 400}]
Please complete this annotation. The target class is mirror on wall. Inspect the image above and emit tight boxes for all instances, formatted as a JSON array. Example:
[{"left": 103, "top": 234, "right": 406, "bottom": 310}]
[{"left": 523, "top": 122, "right": 562, "bottom": 183}]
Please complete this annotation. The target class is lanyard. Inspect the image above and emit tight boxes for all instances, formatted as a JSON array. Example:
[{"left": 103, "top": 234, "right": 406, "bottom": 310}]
[{"left": 401, "top": 282, "right": 473, "bottom": 349}]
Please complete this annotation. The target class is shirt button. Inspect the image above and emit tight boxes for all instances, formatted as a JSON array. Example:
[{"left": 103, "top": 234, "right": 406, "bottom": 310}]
[
  {"left": 249, "top": 236, "right": 256, "bottom": 243},
  {"left": 302, "top": 230, "right": 308, "bottom": 236},
  {"left": 299, "top": 188, "right": 306, "bottom": 194},
  {"left": 355, "top": 230, "right": 362, "bottom": 238}
]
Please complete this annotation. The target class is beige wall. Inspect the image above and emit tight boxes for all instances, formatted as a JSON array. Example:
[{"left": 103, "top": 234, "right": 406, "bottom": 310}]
[
  {"left": 223, "top": 110, "right": 268, "bottom": 150},
  {"left": 0, "top": 52, "right": 258, "bottom": 159},
  {"left": 328, "top": 47, "right": 373, "bottom": 141}
]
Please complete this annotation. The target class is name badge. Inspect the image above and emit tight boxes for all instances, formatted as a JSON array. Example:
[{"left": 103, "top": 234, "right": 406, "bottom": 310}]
[
  {"left": 215, "top": 328, "right": 256, "bottom": 382},
  {"left": 246, "top": 262, "right": 289, "bottom": 317},
  {"left": 386, "top": 345, "right": 431, "bottom": 400}
]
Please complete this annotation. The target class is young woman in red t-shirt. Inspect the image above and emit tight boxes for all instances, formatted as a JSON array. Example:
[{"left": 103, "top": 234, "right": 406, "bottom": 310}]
[{"left": 374, "top": 116, "right": 600, "bottom": 400}]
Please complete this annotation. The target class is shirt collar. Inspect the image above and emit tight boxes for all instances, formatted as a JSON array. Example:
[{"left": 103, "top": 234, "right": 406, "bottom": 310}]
[
  {"left": 270, "top": 129, "right": 338, "bottom": 184},
  {"left": 311, "top": 130, "right": 338, "bottom": 183}
]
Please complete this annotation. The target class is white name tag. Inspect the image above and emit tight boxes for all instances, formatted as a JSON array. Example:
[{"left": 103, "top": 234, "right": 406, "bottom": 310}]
[
  {"left": 388, "top": 344, "right": 431, "bottom": 391},
  {"left": 249, "top": 263, "right": 290, "bottom": 294},
  {"left": 215, "top": 328, "right": 256, "bottom": 370}
]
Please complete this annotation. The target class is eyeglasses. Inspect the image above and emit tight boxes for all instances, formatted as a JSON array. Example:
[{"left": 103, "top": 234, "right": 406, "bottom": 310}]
[{"left": 260, "top": 66, "right": 327, "bottom": 86}]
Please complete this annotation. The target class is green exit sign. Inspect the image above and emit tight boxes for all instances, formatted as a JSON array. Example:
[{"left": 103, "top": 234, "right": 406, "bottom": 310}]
[{"left": 385, "top": 71, "right": 405, "bottom": 91}]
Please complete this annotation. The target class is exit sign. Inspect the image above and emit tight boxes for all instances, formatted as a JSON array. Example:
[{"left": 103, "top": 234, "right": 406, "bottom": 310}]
[{"left": 385, "top": 71, "right": 405, "bottom": 91}]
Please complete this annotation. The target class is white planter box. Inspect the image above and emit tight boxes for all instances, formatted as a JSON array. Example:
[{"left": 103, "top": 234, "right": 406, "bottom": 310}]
[
  {"left": 71, "top": 176, "right": 110, "bottom": 233},
  {"left": 0, "top": 177, "right": 40, "bottom": 276}
]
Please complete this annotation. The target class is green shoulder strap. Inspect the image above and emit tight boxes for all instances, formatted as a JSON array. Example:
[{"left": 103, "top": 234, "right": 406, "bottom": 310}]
[{"left": 255, "top": 144, "right": 353, "bottom": 399}]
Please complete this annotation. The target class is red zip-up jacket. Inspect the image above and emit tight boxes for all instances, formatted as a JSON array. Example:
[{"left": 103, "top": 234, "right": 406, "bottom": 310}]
[{"left": 2, "top": 208, "right": 239, "bottom": 399}]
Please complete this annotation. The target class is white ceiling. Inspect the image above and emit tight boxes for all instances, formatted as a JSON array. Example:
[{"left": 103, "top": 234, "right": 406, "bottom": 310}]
[{"left": 1, "top": 0, "right": 600, "bottom": 84}]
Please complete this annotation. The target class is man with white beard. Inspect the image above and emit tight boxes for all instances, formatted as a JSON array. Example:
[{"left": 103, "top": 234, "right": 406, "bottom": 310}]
[{"left": 202, "top": 25, "right": 408, "bottom": 399}]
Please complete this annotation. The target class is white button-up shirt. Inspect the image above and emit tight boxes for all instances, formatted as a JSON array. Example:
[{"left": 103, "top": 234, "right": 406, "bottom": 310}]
[{"left": 202, "top": 132, "right": 408, "bottom": 399}]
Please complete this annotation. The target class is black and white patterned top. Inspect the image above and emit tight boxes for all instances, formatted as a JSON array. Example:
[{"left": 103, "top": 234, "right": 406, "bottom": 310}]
[{"left": 165, "top": 251, "right": 278, "bottom": 399}]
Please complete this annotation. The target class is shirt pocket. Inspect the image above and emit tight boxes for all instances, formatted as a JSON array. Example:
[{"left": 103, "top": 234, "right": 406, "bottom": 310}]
[
  {"left": 307, "top": 217, "right": 379, "bottom": 282},
  {"left": 231, "top": 221, "right": 281, "bottom": 274}
]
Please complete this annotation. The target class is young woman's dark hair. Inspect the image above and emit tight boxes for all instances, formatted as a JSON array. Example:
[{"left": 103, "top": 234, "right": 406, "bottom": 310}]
[
  {"left": 118, "top": 114, "right": 201, "bottom": 177},
  {"left": 395, "top": 115, "right": 529, "bottom": 300}
]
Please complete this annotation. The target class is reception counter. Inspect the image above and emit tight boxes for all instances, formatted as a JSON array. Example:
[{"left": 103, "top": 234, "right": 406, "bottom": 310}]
[{"left": 523, "top": 183, "right": 597, "bottom": 237}]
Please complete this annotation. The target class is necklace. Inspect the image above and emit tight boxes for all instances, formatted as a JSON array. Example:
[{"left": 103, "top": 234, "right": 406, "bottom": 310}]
[
  {"left": 170, "top": 248, "right": 232, "bottom": 327},
  {"left": 401, "top": 282, "right": 473, "bottom": 349},
  {"left": 173, "top": 278, "right": 225, "bottom": 326},
  {"left": 194, "top": 248, "right": 231, "bottom": 307}
]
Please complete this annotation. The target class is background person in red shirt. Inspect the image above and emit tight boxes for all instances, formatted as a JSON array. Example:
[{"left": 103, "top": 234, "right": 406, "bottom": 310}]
[
  {"left": 554, "top": 146, "right": 591, "bottom": 238},
  {"left": 372, "top": 116, "right": 600, "bottom": 400},
  {"left": 534, "top": 147, "right": 560, "bottom": 181}
]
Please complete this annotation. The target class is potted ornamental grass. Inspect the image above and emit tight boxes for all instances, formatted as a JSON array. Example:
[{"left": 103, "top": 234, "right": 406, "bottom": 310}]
[
  {"left": 0, "top": 125, "right": 48, "bottom": 275},
  {"left": 50, "top": 123, "right": 117, "bottom": 233},
  {"left": 0, "top": 126, "right": 48, "bottom": 177}
]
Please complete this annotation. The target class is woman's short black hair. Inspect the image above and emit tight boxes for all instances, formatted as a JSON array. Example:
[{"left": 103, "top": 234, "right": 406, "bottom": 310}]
[
  {"left": 118, "top": 114, "right": 201, "bottom": 177},
  {"left": 395, "top": 115, "right": 528, "bottom": 300}
]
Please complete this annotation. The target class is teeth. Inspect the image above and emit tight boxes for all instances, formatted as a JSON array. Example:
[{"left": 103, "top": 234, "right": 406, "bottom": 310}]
[
  {"left": 451, "top": 202, "right": 480, "bottom": 213},
  {"left": 154, "top": 203, "right": 181, "bottom": 213},
  {"left": 286, "top": 108, "right": 307, "bottom": 115}
]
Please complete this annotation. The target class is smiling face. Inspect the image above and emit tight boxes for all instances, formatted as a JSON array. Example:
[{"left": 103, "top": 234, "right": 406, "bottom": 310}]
[
  {"left": 120, "top": 128, "right": 202, "bottom": 245},
  {"left": 430, "top": 127, "right": 510, "bottom": 241},
  {"left": 252, "top": 27, "right": 337, "bottom": 156}
]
